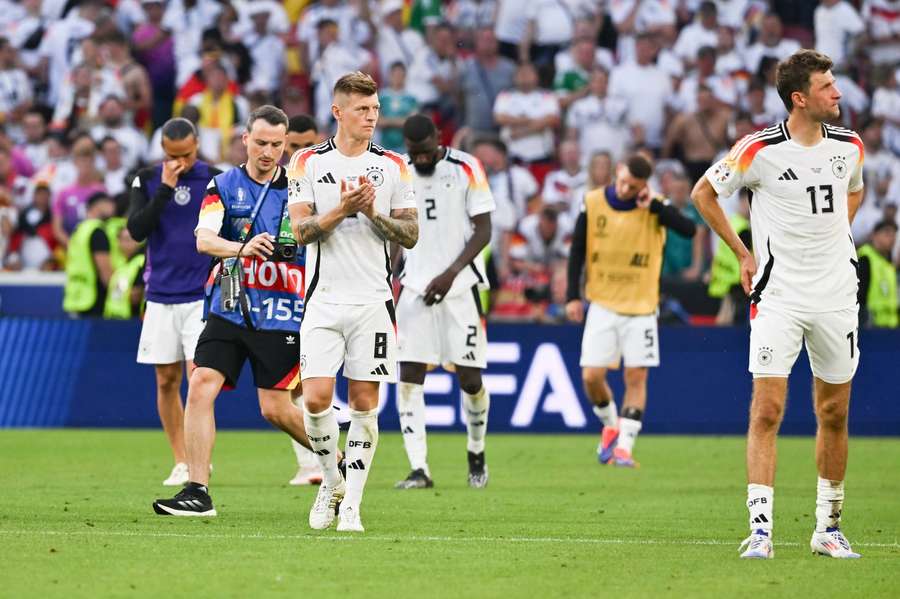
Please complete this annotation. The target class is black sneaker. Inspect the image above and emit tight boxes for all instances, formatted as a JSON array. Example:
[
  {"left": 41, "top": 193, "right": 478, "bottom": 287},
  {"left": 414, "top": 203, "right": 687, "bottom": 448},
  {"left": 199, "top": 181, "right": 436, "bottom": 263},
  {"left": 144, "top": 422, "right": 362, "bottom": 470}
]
[
  {"left": 467, "top": 451, "right": 489, "bottom": 489},
  {"left": 153, "top": 482, "right": 217, "bottom": 517},
  {"left": 394, "top": 468, "right": 434, "bottom": 489}
]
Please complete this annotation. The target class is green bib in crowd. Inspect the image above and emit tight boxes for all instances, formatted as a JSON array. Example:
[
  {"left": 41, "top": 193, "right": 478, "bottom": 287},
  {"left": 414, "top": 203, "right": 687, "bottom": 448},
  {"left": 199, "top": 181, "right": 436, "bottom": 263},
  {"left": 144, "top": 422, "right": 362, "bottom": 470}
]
[
  {"left": 104, "top": 254, "right": 145, "bottom": 319},
  {"left": 857, "top": 244, "right": 898, "bottom": 328},
  {"left": 105, "top": 216, "right": 127, "bottom": 271},
  {"left": 63, "top": 219, "right": 107, "bottom": 313},
  {"left": 708, "top": 214, "right": 750, "bottom": 299}
]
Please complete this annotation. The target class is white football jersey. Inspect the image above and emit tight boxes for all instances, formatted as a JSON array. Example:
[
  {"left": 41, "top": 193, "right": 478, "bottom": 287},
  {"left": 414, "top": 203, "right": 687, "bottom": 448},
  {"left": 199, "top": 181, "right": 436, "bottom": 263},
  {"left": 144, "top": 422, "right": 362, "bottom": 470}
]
[
  {"left": 401, "top": 147, "right": 495, "bottom": 297},
  {"left": 287, "top": 138, "right": 416, "bottom": 305},
  {"left": 706, "top": 121, "right": 865, "bottom": 313}
]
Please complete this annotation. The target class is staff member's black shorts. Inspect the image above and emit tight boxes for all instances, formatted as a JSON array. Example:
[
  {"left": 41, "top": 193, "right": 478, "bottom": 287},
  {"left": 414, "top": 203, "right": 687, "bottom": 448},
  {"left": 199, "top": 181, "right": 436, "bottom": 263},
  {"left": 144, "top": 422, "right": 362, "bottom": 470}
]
[{"left": 194, "top": 315, "right": 301, "bottom": 390}]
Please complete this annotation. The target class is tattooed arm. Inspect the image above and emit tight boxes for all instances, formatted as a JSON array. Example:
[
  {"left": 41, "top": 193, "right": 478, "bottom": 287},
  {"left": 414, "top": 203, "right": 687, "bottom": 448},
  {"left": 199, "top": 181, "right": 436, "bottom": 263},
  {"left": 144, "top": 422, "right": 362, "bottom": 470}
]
[{"left": 369, "top": 208, "right": 419, "bottom": 249}]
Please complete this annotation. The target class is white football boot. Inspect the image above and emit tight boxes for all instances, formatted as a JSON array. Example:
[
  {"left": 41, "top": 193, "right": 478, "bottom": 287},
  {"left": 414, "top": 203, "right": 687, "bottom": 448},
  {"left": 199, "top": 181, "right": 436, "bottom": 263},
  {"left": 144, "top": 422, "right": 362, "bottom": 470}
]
[
  {"left": 309, "top": 479, "right": 345, "bottom": 530},
  {"left": 810, "top": 528, "right": 861, "bottom": 558},
  {"left": 739, "top": 530, "right": 774, "bottom": 559}
]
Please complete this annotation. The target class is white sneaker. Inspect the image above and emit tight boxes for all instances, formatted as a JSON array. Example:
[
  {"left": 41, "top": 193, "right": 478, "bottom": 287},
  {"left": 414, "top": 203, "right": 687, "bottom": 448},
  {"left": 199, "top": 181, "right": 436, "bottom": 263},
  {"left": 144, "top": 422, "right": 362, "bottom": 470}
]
[
  {"left": 289, "top": 465, "right": 324, "bottom": 486},
  {"left": 811, "top": 528, "right": 861, "bottom": 558},
  {"left": 336, "top": 505, "right": 364, "bottom": 532},
  {"left": 739, "top": 530, "right": 774, "bottom": 559},
  {"left": 163, "top": 463, "right": 189, "bottom": 486},
  {"left": 308, "top": 480, "right": 345, "bottom": 530}
]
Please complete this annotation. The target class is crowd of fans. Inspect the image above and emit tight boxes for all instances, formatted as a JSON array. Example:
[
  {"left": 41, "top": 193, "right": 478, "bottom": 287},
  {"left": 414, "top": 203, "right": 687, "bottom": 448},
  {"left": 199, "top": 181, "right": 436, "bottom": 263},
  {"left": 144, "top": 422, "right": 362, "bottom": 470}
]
[{"left": 0, "top": 0, "right": 897, "bottom": 325}]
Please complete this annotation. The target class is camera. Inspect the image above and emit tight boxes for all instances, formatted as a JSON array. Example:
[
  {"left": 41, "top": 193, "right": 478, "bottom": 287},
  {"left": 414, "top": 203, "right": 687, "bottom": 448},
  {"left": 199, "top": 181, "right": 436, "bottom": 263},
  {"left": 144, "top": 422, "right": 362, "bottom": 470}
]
[{"left": 270, "top": 241, "right": 298, "bottom": 262}]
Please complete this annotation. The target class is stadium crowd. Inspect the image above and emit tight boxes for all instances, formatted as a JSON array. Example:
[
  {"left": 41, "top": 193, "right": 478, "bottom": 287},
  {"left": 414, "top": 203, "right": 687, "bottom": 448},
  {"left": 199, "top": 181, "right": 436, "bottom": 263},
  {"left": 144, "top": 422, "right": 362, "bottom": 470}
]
[{"left": 0, "top": 0, "right": 897, "bottom": 325}]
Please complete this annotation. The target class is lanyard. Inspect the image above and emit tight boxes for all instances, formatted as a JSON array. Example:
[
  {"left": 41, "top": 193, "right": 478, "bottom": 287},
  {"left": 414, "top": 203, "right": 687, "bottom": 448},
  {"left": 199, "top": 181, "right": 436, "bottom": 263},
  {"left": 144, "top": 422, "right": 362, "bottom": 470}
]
[{"left": 239, "top": 171, "right": 275, "bottom": 242}]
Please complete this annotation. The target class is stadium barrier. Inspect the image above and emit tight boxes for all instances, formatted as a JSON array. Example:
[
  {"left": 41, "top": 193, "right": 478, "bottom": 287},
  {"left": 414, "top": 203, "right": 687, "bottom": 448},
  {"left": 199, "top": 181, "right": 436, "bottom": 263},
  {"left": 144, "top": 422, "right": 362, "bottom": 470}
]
[{"left": 1, "top": 317, "right": 897, "bottom": 435}]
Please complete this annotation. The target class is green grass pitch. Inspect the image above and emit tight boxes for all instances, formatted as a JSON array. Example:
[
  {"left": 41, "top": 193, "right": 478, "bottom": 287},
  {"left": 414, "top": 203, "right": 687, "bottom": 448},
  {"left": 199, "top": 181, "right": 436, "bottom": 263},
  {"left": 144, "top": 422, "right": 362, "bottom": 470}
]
[{"left": 1, "top": 430, "right": 898, "bottom": 598}]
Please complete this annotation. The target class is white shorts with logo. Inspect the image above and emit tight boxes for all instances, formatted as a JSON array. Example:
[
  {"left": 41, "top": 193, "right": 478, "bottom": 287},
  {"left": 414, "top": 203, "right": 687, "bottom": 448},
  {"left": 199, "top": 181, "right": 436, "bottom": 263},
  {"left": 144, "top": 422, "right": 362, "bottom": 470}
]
[
  {"left": 137, "top": 300, "right": 205, "bottom": 364},
  {"left": 397, "top": 287, "right": 487, "bottom": 369},
  {"left": 300, "top": 299, "right": 398, "bottom": 382},
  {"left": 749, "top": 304, "right": 859, "bottom": 384},
  {"left": 580, "top": 302, "right": 660, "bottom": 369}
]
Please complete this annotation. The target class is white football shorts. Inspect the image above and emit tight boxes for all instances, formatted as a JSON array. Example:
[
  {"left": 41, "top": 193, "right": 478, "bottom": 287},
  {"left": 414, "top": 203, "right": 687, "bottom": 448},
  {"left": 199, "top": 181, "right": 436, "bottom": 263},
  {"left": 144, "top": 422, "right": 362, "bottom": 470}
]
[
  {"left": 137, "top": 300, "right": 204, "bottom": 364},
  {"left": 580, "top": 302, "right": 660, "bottom": 369}
]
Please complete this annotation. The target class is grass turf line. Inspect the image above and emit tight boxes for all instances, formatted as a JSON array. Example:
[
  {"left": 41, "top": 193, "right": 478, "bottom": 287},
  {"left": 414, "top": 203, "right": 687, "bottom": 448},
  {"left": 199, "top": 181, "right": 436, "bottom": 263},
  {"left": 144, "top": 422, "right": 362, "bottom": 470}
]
[{"left": 1, "top": 430, "right": 898, "bottom": 598}]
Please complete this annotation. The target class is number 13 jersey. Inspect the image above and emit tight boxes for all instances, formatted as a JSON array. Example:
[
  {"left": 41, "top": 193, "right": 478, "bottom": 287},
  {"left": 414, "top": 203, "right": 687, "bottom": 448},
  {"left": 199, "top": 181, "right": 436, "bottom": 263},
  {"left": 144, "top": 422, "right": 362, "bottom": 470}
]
[{"left": 705, "top": 120, "right": 865, "bottom": 313}]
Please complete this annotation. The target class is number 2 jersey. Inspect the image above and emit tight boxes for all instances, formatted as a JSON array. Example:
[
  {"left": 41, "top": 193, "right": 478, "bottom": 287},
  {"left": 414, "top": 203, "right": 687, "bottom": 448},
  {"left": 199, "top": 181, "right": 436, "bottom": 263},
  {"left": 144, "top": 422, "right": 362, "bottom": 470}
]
[
  {"left": 400, "top": 147, "right": 495, "bottom": 298},
  {"left": 706, "top": 120, "right": 864, "bottom": 313}
]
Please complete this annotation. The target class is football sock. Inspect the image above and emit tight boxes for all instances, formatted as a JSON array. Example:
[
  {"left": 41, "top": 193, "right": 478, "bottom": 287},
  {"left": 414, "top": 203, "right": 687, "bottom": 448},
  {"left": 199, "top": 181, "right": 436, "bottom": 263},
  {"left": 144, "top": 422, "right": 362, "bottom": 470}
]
[
  {"left": 343, "top": 407, "right": 379, "bottom": 511},
  {"left": 592, "top": 401, "right": 619, "bottom": 429},
  {"left": 290, "top": 394, "right": 318, "bottom": 468},
  {"left": 463, "top": 385, "right": 490, "bottom": 454},
  {"left": 815, "top": 477, "right": 844, "bottom": 532},
  {"left": 397, "top": 382, "right": 429, "bottom": 476},
  {"left": 747, "top": 483, "right": 774, "bottom": 534},
  {"left": 617, "top": 417, "right": 642, "bottom": 453},
  {"left": 302, "top": 405, "right": 341, "bottom": 487}
]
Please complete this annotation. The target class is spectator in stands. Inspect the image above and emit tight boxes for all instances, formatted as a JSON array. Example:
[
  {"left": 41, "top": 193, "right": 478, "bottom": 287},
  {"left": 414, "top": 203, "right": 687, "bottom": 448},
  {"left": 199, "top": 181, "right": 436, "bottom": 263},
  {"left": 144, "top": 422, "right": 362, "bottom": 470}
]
[
  {"left": 662, "top": 173, "right": 708, "bottom": 282},
  {"left": 471, "top": 136, "right": 539, "bottom": 277},
  {"left": 872, "top": 67, "right": 900, "bottom": 156},
  {"left": 565, "top": 67, "right": 629, "bottom": 164},
  {"left": 814, "top": 0, "right": 865, "bottom": 68},
  {"left": 32, "top": 132, "right": 76, "bottom": 195},
  {"left": 663, "top": 84, "right": 731, "bottom": 184},
  {"left": 0, "top": 38, "right": 33, "bottom": 142},
  {"left": 518, "top": 0, "right": 581, "bottom": 84},
  {"left": 0, "top": 138, "right": 31, "bottom": 208},
  {"left": 38, "top": 0, "right": 103, "bottom": 107},
  {"left": 101, "top": 31, "right": 153, "bottom": 131},
  {"left": 494, "top": 62, "right": 560, "bottom": 166},
  {"left": 459, "top": 27, "right": 515, "bottom": 137},
  {"left": 285, "top": 114, "right": 319, "bottom": 162},
  {"left": 310, "top": 19, "right": 374, "bottom": 130},
  {"left": 216, "top": 129, "right": 246, "bottom": 171},
  {"left": 493, "top": 0, "right": 528, "bottom": 61},
  {"left": 448, "top": 0, "right": 497, "bottom": 46},
  {"left": 62, "top": 191, "right": 117, "bottom": 317},
  {"left": 508, "top": 205, "right": 571, "bottom": 320},
  {"left": 863, "top": 0, "right": 900, "bottom": 65},
  {"left": 4, "top": 180, "right": 56, "bottom": 271},
  {"left": 708, "top": 190, "right": 752, "bottom": 325},
  {"left": 7, "top": 0, "right": 45, "bottom": 78},
  {"left": 674, "top": 1, "right": 720, "bottom": 70},
  {"left": 132, "top": 0, "right": 176, "bottom": 129},
  {"left": 743, "top": 13, "right": 801, "bottom": 75},
  {"left": 99, "top": 136, "right": 128, "bottom": 197},
  {"left": 162, "top": 0, "right": 222, "bottom": 87},
  {"left": 51, "top": 135, "right": 105, "bottom": 247},
  {"left": 407, "top": 21, "right": 460, "bottom": 132},
  {"left": 854, "top": 119, "right": 900, "bottom": 242},
  {"left": 609, "top": 32, "right": 672, "bottom": 153},
  {"left": 569, "top": 151, "right": 615, "bottom": 220},
  {"left": 377, "top": 63, "right": 418, "bottom": 153},
  {"left": 542, "top": 140, "right": 586, "bottom": 216},
  {"left": 609, "top": 0, "right": 677, "bottom": 64},
  {"left": 103, "top": 226, "right": 145, "bottom": 319},
  {"left": 296, "top": 0, "right": 371, "bottom": 69},
  {"left": 376, "top": 0, "right": 426, "bottom": 81},
  {"left": 857, "top": 219, "right": 898, "bottom": 328},
  {"left": 187, "top": 62, "right": 249, "bottom": 163},
  {"left": 243, "top": 2, "right": 285, "bottom": 97},
  {"left": 19, "top": 110, "right": 48, "bottom": 169},
  {"left": 554, "top": 36, "right": 604, "bottom": 111},
  {"left": 714, "top": 25, "right": 745, "bottom": 77},
  {"left": 90, "top": 95, "right": 149, "bottom": 172},
  {"left": 0, "top": 183, "right": 14, "bottom": 267},
  {"left": 676, "top": 46, "right": 739, "bottom": 114}
]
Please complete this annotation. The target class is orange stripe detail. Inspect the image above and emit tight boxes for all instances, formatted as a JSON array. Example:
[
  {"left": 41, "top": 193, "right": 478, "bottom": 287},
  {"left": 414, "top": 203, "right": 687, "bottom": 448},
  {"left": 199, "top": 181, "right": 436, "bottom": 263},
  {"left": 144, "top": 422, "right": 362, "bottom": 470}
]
[
  {"left": 738, "top": 139, "right": 766, "bottom": 173},
  {"left": 384, "top": 151, "right": 411, "bottom": 181},
  {"left": 289, "top": 148, "right": 317, "bottom": 178},
  {"left": 274, "top": 363, "right": 301, "bottom": 390},
  {"left": 199, "top": 195, "right": 224, "bottom": 214}
]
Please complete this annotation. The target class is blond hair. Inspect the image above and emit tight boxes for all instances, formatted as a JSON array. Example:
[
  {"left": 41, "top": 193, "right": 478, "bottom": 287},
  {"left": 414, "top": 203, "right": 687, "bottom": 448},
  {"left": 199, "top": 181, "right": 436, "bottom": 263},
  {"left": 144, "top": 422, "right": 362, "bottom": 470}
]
[{"left": 333, "top": 71, "right": 378, "bottom": 98}]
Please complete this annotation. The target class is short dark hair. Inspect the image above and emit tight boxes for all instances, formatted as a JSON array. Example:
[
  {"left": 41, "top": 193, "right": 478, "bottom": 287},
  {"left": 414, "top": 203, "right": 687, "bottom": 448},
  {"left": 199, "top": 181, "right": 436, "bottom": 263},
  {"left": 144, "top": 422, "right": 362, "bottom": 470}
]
[
  {"left": 333, "top": 71, "right": 377, "bottom": 97},
  {"left": 99, "top": 135, "right": 119, "bottom": 148},
  {"left": 402, "top": 114, "right": 436, "bottom": 143},
  {"left": 86, "top": 191, "right": 112, "bottom": 209},
  {"left": 775, "top": 50, "right": 833, "bottom": 112},
  {"left": 472, "top": 136, "right": 507, "bottom": 155},
  {"left": 317, "top": 18, "right": 338, "bottom": 31},
  {"left": 873, "top": 219, "right": 899, "bottom": 234},
  {"left": 161, "top": 117, "right": 197, "bottom": 141},
  {"left": 246, "top": 104, "right": 288, "bottom": 132},
  {"left": 625, "top": 154, "right": 653, "bottom": 180},
  {"left": 288, "top": 114, "right": 317, "bottom": 134}
]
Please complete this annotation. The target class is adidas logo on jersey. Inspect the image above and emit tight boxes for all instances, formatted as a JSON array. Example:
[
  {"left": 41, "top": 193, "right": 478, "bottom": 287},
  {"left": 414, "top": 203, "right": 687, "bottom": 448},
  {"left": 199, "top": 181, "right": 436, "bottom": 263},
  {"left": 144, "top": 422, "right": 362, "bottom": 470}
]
[
  {"left": 370, "top": 364, "right": 389, "bottom": 376},
  {"left": 777, "top": 168, "right": 799, "bottom": 181},
  {"left": 347, "top": 459, "right": 366, "bottom": 470},
  {"left": 461, "top": 351, "right": 476, "bottom": 361},
  {"left": 317, "top": 172, "right": 337, "bottom": 184}
]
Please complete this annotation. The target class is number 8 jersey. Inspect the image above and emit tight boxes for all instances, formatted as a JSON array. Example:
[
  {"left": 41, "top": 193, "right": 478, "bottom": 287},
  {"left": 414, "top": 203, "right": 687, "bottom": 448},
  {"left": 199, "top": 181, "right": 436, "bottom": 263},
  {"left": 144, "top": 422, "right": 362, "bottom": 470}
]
[
  {"left": 400, "top": 147, "right": 495, "bottom": 297},
  {"left": 705, "top": 120, "right": 864, "bottom": 313}
]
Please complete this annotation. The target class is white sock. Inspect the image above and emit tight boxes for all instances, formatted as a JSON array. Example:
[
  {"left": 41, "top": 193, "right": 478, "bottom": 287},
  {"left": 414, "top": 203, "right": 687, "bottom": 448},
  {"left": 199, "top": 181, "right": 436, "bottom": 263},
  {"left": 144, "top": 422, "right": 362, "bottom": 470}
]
[
  {"left": 463, "top": 386, "right": 490, "bottom": 454},
  {"left": 290, "top": 394, "right": 318, "bottom": 468},
  {"left": 397, "top": 382, "right": 429, "bottom": 475},
  {"left": 592, "top": 403, "right": 619, "bottom": 428},
  {"left": 815, "top": 477, "right": 844, "bottom": 532},
  {"left": 343, "top": 407, "right": 379, "bottom": 511},
  {"left": 747, "top": 483, "right": 774, "bottom": 534},
  {"left": 617, "top": 417, "right": 642, "bottom": 452},
  {"left": 302, "top": 405, "right": 341, "bottom": 487}
]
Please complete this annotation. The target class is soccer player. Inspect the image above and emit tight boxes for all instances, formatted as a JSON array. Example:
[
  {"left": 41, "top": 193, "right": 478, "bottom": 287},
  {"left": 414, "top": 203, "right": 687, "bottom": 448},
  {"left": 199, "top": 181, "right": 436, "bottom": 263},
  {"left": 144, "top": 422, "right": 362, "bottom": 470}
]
[
  {"left": 565, "top": 155, "right": 696, "bottom": 467},
  {"left": 692, "top": 50, "right": 865, "bottom": 559},
  {"left": 393, "top": 115, "right": 495, "bottom": 490},
  {"left": 285, "top": 113, "right": 325, "bottom": 487},
  {"left": 287, "top": 72, "right": 418, "bottom": 532},
  {"left": 128, "top": 118, "right": 221, "bottom": 486},
  {"left": 153, "top": 106, "right": 314, "bottom": 516}
]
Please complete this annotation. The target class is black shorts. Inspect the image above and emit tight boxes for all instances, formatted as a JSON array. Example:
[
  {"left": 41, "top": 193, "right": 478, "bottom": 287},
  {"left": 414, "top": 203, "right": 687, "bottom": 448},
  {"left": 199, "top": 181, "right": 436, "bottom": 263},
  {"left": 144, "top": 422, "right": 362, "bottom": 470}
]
[{"left": 194, "top": 315, "right": 300, "bottom": 390}]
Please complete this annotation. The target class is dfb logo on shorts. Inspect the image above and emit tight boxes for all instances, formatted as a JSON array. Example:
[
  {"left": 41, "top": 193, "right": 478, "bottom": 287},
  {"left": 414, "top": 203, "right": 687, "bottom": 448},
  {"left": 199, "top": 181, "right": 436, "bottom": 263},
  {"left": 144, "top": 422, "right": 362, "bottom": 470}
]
[{"left": 757, "top": 346, "right": 774, "bottom": 366}]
